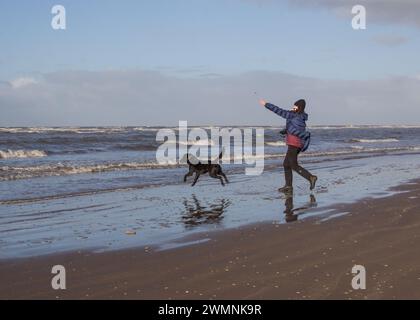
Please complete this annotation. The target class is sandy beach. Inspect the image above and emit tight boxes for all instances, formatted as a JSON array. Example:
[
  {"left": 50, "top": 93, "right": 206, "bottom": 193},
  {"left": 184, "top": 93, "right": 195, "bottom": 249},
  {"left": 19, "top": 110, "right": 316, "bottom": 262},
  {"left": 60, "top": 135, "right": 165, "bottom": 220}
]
[{"left": 2, "top": 179, "right": 420, "bottom": 300}]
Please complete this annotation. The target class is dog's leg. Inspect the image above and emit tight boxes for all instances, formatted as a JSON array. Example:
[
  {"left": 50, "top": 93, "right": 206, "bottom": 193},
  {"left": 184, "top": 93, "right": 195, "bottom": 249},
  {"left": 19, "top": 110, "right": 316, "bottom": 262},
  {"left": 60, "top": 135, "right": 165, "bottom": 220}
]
[
  {"left": 217, "top": 175, "right": 225, "bottom": 186},
  {"left": 191, "top": 173, "right": 201, "bottom": 186},
  {"left": 220, "top": 172, "right": 229, "bottom": 184},
  {"left": 184, "top": 170, "right": 193, "bottom": 182},
  {"left": 210, "top": 171, "right": 225, "bottom": 186}
]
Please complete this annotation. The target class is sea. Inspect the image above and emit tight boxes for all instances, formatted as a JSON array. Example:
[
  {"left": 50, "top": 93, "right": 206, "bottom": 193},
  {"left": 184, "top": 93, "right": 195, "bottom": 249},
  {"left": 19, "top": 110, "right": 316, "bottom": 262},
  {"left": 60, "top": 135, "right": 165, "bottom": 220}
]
[{"left": 1, "top": 125, "right": 420, "bottom": 258}]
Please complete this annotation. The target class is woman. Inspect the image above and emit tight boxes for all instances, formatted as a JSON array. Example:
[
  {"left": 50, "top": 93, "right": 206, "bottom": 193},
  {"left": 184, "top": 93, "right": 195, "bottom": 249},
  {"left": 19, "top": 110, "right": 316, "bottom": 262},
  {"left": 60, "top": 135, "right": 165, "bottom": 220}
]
[{"left": 259, "top": 98, "right": 317, "bottom": 193}]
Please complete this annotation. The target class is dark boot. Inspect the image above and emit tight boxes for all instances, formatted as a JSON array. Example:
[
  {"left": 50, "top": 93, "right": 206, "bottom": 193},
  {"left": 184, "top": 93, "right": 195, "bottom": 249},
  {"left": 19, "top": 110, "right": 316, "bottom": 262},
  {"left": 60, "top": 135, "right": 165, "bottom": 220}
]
[
  {"left": 278, "top": 185, "right": 293, "bottom": 194},
  {"left": 310, "top": 175, "right": 318, "bottom": 190}
]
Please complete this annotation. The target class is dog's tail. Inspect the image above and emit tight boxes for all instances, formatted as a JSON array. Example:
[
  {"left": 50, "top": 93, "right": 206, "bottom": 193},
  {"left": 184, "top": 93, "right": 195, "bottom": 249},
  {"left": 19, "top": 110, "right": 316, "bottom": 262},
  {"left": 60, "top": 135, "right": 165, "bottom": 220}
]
[
  {"left": 186, "top": 153, "right": 192, "bottom": 165},
  {"left": 219, "top": 147, "right": 225, "bottom": 160},
  {"left": 209, "top": 150, "right": 224, "bottom": 164}
]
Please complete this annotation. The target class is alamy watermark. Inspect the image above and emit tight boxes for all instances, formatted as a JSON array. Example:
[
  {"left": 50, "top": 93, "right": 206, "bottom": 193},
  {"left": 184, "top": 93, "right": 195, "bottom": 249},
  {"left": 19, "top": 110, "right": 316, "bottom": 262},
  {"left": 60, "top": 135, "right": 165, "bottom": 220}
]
[
  {"left": 51, "top": 265, "right": 66, "bottom": 290},
  {"left": 51, "top": 5, "right": 66, "bottom": 30},
  {"left": 352, "top": 5, "right": 366, "bottom": 30},
  {"left": 351, "top": 264, "right": 366, "bottom": 290},
  {"left": 155, "top": 121, "right": 265, "bottom": 175}
]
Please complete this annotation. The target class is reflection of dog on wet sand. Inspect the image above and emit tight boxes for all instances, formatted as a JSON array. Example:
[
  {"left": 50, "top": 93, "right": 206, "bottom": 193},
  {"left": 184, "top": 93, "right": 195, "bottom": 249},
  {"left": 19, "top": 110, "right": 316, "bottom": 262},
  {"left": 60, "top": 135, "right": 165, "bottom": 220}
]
[
  {"left": 184, "top": 151, "right": 229, "bottom": 186},
  {"left": 182, "top": 194, "right": 230, "bottom": 227}
]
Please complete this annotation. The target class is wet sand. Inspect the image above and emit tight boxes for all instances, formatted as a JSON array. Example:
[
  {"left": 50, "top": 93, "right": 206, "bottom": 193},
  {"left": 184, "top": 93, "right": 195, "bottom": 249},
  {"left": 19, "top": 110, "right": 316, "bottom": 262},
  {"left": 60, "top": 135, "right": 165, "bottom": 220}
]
[
  {"left": 2, "top": 153, "right": 420, "bottom": 259},
  {"left": 1, "top": 180, "right": 420, "bottom": 299}
]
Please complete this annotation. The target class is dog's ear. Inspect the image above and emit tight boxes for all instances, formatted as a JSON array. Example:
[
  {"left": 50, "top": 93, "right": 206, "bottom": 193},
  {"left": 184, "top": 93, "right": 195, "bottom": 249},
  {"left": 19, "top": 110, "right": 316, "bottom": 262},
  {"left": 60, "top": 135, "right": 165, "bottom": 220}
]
[
  {"left": 187, "top": 154, "right": 200, "bottom": 165},
  {"left": 180, "top": 153, "right": 189, "bottom": 164}
]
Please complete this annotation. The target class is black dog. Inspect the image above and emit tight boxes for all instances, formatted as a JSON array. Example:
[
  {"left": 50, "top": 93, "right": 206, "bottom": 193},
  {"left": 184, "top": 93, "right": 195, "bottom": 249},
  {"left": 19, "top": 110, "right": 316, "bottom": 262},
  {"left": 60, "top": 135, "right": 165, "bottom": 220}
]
[{"left": 184, "top": 151, "right": 229, "bottom": 186}]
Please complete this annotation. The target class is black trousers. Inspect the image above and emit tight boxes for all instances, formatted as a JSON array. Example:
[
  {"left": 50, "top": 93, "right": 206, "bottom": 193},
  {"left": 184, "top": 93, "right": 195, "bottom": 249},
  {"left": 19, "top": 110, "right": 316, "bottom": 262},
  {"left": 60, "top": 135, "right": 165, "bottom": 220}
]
[{"left": 283, "top": 145, "right": 312, "bottom": 186}]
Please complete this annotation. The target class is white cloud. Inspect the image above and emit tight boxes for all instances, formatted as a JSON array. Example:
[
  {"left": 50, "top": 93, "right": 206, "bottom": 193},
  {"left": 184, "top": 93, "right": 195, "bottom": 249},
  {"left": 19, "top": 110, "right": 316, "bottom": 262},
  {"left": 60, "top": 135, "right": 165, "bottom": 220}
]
[
  {"left": 0, "top": 69, "right": 419, "bottom": 126},
  {"left": 9, "top": 77, "right": 38, "bottom": 89}
]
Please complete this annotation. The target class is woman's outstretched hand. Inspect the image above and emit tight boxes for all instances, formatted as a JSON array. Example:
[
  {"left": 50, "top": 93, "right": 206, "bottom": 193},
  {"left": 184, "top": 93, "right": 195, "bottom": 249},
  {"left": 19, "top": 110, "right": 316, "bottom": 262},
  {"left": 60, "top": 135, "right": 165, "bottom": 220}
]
[{"left": 259, "top": 99, "right": 267, "bottom": 107}]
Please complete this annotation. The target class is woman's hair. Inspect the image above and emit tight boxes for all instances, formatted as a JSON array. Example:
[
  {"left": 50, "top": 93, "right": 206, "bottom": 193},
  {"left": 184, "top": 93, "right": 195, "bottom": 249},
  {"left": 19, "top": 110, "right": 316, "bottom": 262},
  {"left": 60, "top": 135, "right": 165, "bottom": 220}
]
[{"left": 294, "top": 99, "right": 306, "bottom": 113}]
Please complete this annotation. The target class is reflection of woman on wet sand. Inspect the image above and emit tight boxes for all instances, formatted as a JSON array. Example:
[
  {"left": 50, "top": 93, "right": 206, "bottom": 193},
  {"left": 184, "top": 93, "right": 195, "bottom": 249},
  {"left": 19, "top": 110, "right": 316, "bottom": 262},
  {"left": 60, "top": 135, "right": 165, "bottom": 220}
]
[{"left": 284, "top": 194, "right": 317, "bottom": 223}]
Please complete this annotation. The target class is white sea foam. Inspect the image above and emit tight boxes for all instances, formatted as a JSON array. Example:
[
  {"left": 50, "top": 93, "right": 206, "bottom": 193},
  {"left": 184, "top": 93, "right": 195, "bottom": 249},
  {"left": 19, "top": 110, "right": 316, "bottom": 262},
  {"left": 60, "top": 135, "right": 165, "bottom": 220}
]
[
  {"left": 132, "top": 127, "right": 160, "bottom": 132},
  {"left": 1, "top": 146, "right": 419, "bottom": 181},
  {"left": 2, "top": 125, "right": 420, "bottom": 134},
  {"left": 302, "top": 146, "right": 420, "bottom": 158},
  {"left": 0, "top": 161, "right": 177, "bottom": 181},
  {"left": 0, "top": 149, "right": 48, "bottom": 159},
  {"left": 309, "top": 125, "right": 420, "bottom": 130},
  {"left": 265, "top": 141, "right": 286, "bottom": 147},
  {"left": 351, "top": 138, "right": 399, "bottom": 143},
  {"left": 167, "top": 139, "right": 215, "bottom": 146},
  {"left": 0, "top": 127, "right": 125, "bottom": 134}
]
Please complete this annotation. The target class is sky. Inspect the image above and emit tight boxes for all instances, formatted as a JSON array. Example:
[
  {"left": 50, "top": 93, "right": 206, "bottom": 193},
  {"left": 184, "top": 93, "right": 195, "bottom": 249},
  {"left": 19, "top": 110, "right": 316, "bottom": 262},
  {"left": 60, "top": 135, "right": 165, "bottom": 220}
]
[{"left": 0, "top": 0, "right": 420, "bottom": 126}]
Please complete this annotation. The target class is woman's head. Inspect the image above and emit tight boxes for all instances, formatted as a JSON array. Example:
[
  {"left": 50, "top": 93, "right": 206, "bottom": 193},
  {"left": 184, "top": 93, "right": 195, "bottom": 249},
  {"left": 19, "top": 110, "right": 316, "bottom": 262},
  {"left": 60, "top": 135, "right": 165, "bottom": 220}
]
[{"left": 293, "top": 99, "right": 306, "bottom": 113}]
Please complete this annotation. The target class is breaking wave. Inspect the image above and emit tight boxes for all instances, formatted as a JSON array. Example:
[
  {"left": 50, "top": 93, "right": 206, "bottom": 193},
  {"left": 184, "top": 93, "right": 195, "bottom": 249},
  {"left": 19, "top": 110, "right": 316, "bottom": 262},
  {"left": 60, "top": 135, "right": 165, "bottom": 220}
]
[
  {"left": 167, "top": 139, "right": 216, "bottom": 146},
  {"left": 0, "top": 149, "right": 48, "bottom": 159},
  {"left": 2, "top": 146, "right": 420, "bottom": 181},
  {"left": 265, "top": 141, "right": 286, "bottom": 147},
  {"left": 0, "top": 161, "right": 177, "bottom": 181},
  {"left": 349, "top": 138, "right": 399, "bottom": 143}
]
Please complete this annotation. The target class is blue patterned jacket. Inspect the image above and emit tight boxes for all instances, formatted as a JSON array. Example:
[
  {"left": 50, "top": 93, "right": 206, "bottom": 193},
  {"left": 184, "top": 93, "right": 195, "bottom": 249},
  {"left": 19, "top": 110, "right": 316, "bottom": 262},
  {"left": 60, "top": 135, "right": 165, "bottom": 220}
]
[{"left": 265, "top": 102, "right": 311, "bottom": 152}]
